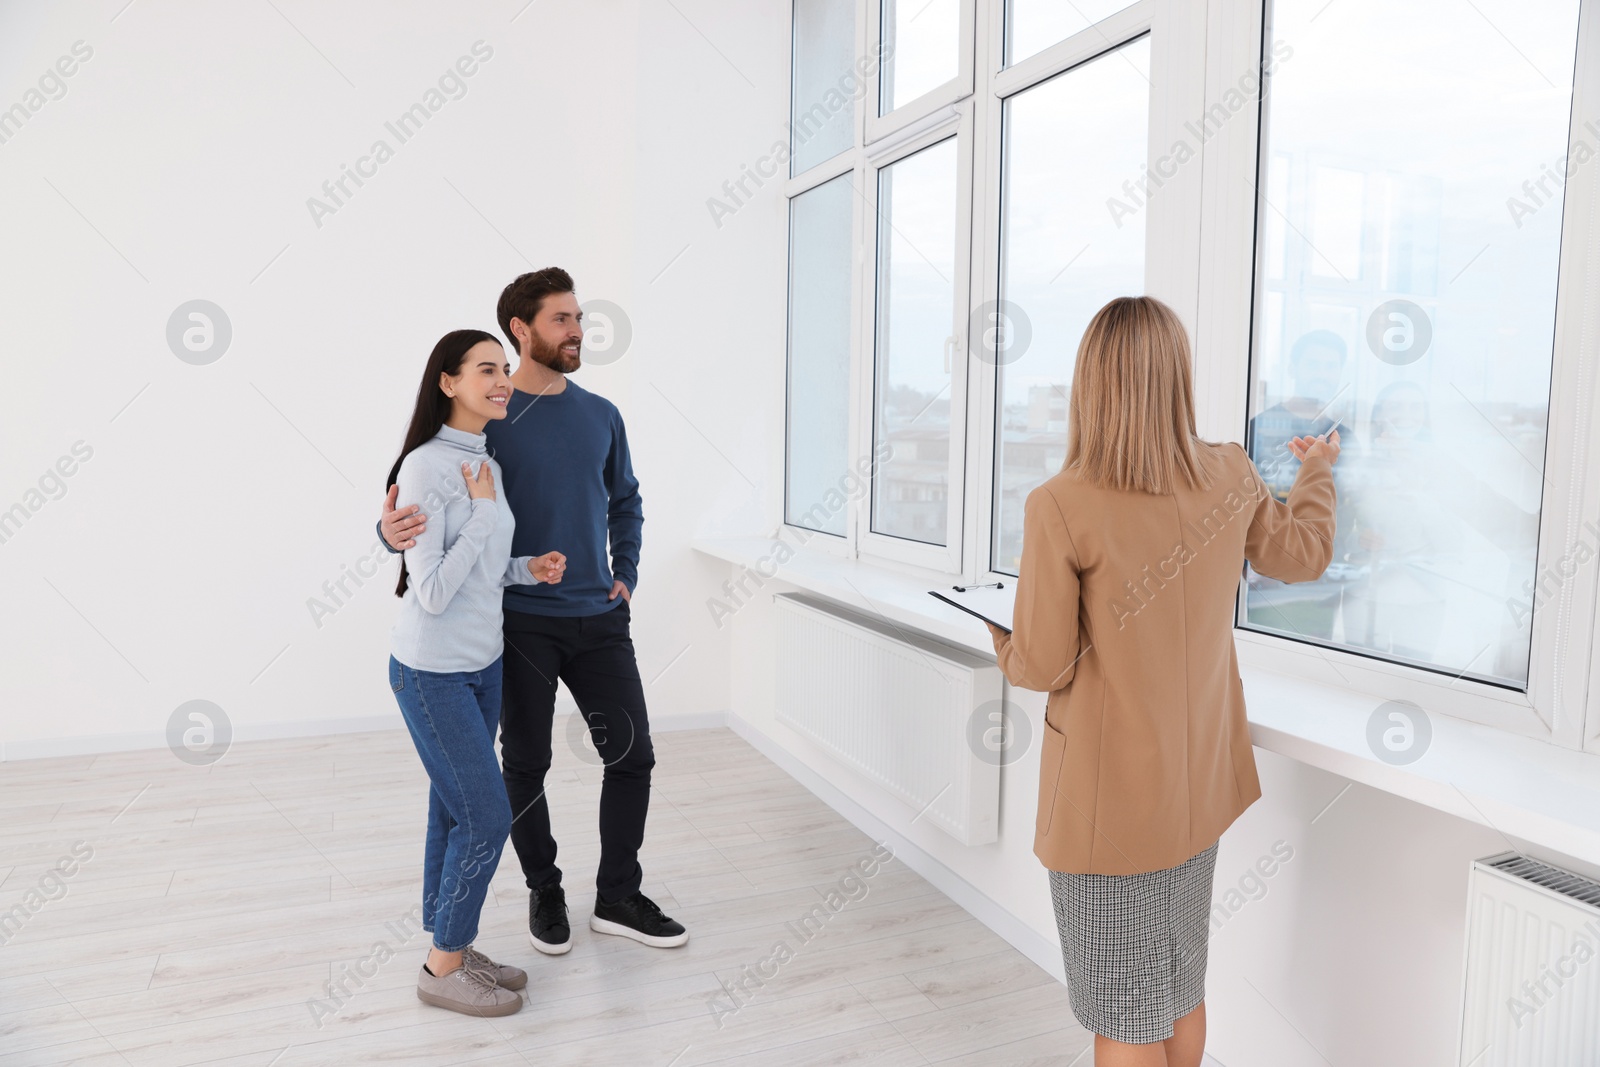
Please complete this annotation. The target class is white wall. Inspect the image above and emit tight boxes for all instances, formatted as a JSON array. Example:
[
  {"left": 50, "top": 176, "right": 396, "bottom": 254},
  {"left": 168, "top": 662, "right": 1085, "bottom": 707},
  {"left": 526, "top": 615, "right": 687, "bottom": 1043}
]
[
  {"left": 0, "top": 0, "right": 789, "bottom": 754},
  {"left": 1211, "top": 751, "right": 1600, "bottom": 1064},
  {"left": 10, "top": 4, "right": 1596, "bottom": 1065},
  {"left": 722, "top": 586, "right": 1600, "bottom": 1064},
  {"left": 727, "top": 588, "right": 1067, "bottom": 966}
]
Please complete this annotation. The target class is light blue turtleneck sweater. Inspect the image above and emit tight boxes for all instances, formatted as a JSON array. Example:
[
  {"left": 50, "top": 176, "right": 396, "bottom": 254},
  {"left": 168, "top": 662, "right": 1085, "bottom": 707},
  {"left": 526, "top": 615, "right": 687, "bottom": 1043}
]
[{"left": 390, "top": 424, "right": 539, "bottom": 673}]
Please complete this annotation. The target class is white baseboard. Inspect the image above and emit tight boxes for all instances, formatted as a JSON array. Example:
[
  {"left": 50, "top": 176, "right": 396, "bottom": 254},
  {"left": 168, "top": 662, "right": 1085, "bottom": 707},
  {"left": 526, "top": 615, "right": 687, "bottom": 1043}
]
[
  {"left": 645, "top": 710, "right": 731, "bottom": 732},
  {"left": 0, "top": 714, "right": 405, "bottom": 762},
  {"left": 721, "top": 711, "right": 1068, "bottom": 987},
  {"left": 0, "top": 706, "right": 731, "bottom": 763}
]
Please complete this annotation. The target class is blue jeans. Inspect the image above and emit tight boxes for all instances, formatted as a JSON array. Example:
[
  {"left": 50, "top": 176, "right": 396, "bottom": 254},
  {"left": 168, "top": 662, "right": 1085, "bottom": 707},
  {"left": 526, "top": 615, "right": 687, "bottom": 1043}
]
[{"left": 389, "top": 655, "right": 511, "bottom": 952}]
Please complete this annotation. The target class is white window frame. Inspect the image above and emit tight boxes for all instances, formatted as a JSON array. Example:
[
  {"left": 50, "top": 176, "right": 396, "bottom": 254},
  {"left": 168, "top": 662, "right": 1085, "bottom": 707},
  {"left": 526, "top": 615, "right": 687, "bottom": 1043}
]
[
  {"left": 783, "top": 0, "right": 871, "bottom": 561},
  {"left": 856, "top": 106, "right": 975, "bottom": 573},
  {"left": 968, "top": 0, "right": 1207, "bottom": 585},
  {"left": 866, "top": 0, "right": 978, "bottom": 144},
  {"left": 781, "top": 0, "right": 1600, "bottom": 754},
  {"left": 783, "top": 161, "right": 864, "bottom": 549},
  {"left": 1197, "top": 0, "right": 1600, "bottom": 749},
  {"left": 789, "top": 0, "right": 870, "bottom": 187},
  {"left": 1560, "top": 0, "right": 1600, "bottom": 756}
]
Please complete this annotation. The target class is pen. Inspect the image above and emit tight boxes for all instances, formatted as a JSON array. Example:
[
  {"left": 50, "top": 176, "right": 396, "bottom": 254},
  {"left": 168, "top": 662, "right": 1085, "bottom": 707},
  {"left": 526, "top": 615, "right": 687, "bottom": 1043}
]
[{"left": 952, "top": 581, "right": 1004, "bottom": 592}]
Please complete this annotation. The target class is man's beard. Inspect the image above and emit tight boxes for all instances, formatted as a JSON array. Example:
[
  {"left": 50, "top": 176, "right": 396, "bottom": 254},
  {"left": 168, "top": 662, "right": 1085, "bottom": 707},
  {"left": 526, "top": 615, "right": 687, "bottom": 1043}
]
[{"left": 528, "top": 334, "right": 581, "bottom": 373}]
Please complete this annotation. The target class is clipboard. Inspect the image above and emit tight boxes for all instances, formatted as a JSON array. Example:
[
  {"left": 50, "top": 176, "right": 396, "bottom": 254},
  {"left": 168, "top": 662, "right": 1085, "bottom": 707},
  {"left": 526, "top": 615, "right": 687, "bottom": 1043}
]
[{"left": 928, "top": 584, "right": 1014, "bottom": 633}]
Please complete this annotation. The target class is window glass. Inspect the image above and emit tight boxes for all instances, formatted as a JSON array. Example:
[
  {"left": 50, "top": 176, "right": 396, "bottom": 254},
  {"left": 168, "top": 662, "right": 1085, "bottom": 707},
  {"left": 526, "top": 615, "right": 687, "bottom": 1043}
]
[
  {"left": 1006, "top": 0, "right": 1139, "bottom": 66},
  {"left": 992, "top": 36, "right": 1151, "bottom": 572},
  {"left": 1244, "top": 0, "right": 1579, "bottom": 688},
  {"left": 792, "top": 0, "right": 859, "bottom": 176},
  {"left": 873, "top": 137, "right": 959, "bottom": 545},
  {"left": 787, "top": 174, "right": 857, "bottom": 535},
  {"left": 880, "top": 0, "right": 961, "bottom": 114}
]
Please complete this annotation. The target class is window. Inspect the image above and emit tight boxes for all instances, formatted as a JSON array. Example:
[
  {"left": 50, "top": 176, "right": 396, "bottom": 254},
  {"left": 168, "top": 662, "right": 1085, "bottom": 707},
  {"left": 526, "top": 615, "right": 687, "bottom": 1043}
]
[
  {"left": 991, "top": 35, "right": 1151, "bottom": 573},
  {"left": 1243, "top": 0, "right": 1582, "bottom": 689},
  {"left": 870, "top": 0, "right": 975, "bottom": 142},
  {"left": 782, "top": 0, "right": 1192, "bottom": 576},
  {"left": 880, "top": 0, "right": 961, "bottom": 113},
  {"left": 872, "top": 137, "right": 961, "bottom": 545},
  {"left": 1005, "top": 0, "right": 1138, "bottom": 66},
  {"left": 792, "top": 0, "right": 858, "bottom": 176},
  {"left": 786, "top": 174, "right": 857, "bottom": 535},
  {"left": 782, "top": 0, "right": 1600, "bottom": 746}
]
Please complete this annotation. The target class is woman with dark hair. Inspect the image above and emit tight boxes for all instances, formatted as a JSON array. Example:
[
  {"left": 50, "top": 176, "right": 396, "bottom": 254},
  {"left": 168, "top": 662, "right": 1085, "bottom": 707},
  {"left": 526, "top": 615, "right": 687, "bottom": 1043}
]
[{"left": 386, "top": 328, "right": 567, "bottom": 1017}]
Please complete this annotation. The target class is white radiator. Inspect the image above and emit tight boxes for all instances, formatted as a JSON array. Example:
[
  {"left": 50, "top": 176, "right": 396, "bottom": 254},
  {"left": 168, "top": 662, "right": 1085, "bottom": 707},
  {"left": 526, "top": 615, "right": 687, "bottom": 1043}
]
[
  {"left": 1459, "top": 852, "right": 1600, "bottom": 1065},
  {"left": 773, "top": 593, "right": 1003, "bottom": 846}
]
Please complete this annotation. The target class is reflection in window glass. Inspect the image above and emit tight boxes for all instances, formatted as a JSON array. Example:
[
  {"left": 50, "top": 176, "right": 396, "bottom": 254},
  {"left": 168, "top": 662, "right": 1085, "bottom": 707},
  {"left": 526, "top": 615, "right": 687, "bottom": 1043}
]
[
  {"left": 787, "top": 174, "right": 856, "bottom": 535},
  {"left": 881, "top": 0, "right": 960, "bottom": 114},
  {"left": 992, "top": 36, "right": 1150, "bottom": 573},
  {"left": 792, "top": 0, "right": 858, "bottom": 177},
  {"left": 1245, "top": 0, "right": 1579, "bottom": 688},
  {"left": 1006, "top": 0, "right": 1138, "bottom": 66},
  {"left": 873, "top": 137, "right": 958, "bottom": 545}
]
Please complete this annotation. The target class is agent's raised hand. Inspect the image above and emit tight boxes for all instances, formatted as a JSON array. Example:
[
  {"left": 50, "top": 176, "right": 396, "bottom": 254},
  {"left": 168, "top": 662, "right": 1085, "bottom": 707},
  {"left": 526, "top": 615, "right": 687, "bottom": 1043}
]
[{"left": 1287, "top": 429, "right": 1341, "bottom": 466}]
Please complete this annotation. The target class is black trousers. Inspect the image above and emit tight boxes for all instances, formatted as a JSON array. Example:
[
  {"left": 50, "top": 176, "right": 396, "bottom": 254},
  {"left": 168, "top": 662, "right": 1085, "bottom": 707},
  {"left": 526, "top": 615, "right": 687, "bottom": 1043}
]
[{"left": 500, "top": 600, "right": 655, "bottom": 904}]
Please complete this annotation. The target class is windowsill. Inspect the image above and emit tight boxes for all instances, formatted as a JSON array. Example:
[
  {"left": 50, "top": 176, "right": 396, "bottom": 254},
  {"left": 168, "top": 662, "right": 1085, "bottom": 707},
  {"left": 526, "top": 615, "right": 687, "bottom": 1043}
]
[
  {"left": 693, "top": 534, "right": 1600, "bottom": 866},
  {"left": 693, "top": 534, "right": 999, "bottom": 656}
]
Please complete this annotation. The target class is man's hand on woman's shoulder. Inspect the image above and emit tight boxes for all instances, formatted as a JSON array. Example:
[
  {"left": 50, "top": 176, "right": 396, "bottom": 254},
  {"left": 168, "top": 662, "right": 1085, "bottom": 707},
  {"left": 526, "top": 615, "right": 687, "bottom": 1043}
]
[{"left": 381, "top": 484, "right": 429, "bottom": 551}]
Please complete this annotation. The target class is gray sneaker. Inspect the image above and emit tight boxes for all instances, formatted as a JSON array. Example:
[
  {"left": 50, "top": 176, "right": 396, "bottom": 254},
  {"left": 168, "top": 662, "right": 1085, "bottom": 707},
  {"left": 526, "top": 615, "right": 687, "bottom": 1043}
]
[
  {"left": 463, "top": 945, "right": 527, "bottom": 991},
  {"left": 416, "top": 961, "right": 522, "bottom": 1017}
]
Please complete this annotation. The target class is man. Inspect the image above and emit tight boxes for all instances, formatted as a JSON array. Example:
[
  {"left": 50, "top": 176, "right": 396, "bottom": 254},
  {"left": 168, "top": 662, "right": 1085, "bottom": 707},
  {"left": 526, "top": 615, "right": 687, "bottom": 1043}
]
[
  {"left": 1246, "top": 328, "right": 1359, "bottom": 642},
  {"left": 1249, "top": 329, "right": 1358, "bottom": 500},
  {"left": 380, "top": 267, "right": 687, "bottom": 954}
]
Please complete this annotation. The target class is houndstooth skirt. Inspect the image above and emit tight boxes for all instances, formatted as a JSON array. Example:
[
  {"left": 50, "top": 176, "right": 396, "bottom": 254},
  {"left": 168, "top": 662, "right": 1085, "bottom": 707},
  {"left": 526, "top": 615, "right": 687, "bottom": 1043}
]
[{"left": 1047, "top": 841, "right": 1219, "bottom": 1044}]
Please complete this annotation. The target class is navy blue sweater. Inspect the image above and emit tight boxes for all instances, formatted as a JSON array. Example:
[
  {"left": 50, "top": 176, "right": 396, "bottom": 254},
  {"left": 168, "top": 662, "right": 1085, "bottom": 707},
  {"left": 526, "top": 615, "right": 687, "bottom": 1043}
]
[
  {"left": 487, "top": 381, "right": 642, "bottom": 617},
  {"left": 383, "top": 380, "right": 642, "bottom": 618}
]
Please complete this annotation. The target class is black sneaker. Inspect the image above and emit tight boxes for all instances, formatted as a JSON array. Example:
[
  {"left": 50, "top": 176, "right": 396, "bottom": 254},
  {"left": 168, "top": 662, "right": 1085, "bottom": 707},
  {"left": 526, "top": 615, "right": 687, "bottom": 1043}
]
[
  {"left": 528, "top": 883, "right": 571, "bottom": 955},
  {"left": 590, "top": 891, "right": 689, "bottom": 948}
]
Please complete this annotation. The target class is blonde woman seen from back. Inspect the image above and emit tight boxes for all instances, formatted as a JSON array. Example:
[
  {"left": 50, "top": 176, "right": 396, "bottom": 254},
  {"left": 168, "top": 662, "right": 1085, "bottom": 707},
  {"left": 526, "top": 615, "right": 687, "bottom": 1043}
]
[{"left": 987, "top": 296, "right": 1339, "bottom": 1067}]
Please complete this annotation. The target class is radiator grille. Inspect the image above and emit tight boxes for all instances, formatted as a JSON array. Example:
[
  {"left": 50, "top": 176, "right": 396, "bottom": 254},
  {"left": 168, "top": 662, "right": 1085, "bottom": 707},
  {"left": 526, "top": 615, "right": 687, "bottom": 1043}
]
[
  {"left": 1459, "top": 852, "right": 1600, "bottom": 1066},
  {"left": 773, "top": 593, "right": 1003, "bottom": 845},
  {"left": 1486, "top": 854, "right": 1600, "bottom": 910}
]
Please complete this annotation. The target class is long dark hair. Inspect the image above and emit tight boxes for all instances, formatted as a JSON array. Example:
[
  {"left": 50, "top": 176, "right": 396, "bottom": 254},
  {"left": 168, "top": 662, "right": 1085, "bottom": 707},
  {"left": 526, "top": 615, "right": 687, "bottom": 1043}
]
[{"left": 388, "top": 329, "right": 503, "bottom": 596}]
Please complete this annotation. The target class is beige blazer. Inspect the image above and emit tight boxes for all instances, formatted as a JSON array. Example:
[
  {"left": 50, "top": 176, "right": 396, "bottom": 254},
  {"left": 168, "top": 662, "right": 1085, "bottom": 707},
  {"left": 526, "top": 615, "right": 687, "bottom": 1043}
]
[{"left": 991, "top": 441, "right": 1335, "bottom": 876}]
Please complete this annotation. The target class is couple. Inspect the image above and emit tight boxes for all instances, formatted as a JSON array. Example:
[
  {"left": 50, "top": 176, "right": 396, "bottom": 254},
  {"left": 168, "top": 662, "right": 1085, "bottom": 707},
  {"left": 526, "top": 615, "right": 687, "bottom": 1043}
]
[{"left": 381, "top": 268, "right": 686, "bottom": 1018}]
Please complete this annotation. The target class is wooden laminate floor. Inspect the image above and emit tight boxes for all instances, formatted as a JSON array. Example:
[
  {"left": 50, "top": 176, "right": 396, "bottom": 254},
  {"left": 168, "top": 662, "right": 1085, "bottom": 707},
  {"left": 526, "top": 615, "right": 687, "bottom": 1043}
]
[{"left": 0, "top": 726, "right": 1095, "bottom": 1066}]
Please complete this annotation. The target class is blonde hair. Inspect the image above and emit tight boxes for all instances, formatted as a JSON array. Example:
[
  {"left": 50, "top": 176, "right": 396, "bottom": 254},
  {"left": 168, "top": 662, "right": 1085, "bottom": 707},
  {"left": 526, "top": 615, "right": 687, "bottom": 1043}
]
[{"left": 1064, "top": 296, "right": 1212, "bottom": 494}]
